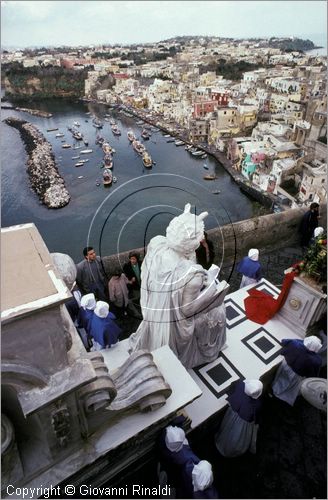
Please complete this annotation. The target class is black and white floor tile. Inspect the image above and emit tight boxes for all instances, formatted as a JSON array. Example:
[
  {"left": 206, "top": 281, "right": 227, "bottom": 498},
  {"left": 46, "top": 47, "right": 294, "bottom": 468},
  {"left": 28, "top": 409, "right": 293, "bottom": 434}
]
[
  {"left": 193, "top": 352, "right": 244, "bottom": 399},
  {"left": 241, "top": 328, "right": 282, "bottom": 364}
]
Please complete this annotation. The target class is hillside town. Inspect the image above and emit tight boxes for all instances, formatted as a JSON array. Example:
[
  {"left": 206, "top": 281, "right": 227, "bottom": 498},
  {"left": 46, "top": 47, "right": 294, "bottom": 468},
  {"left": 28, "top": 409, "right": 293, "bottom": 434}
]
[{"left": 3, "top": 36, "right": 326, "bottom": 211}]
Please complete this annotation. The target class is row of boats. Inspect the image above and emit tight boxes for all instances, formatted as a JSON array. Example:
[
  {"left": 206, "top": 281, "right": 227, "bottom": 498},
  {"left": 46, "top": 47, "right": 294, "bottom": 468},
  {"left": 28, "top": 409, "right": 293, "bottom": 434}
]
[{"left": 127, "top": 130, "right": 154, "bottom": 168}]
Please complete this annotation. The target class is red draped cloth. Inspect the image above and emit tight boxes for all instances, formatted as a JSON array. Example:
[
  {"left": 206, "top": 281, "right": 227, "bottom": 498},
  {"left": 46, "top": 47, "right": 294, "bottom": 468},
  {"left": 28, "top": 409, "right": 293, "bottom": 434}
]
[{"left": 244, "top": 272, "right": 296, "bottom": 324}]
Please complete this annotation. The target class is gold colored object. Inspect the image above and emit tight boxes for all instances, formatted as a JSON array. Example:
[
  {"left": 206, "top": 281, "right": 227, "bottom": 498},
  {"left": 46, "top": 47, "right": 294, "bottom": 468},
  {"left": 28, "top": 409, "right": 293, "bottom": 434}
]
[{"left": 289, "top": 297, "right": 302, "bottom": 310}]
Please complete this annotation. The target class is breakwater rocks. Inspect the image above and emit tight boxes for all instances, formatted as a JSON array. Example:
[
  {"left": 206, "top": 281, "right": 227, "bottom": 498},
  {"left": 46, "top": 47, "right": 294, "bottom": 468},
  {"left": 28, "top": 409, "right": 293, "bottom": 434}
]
[{"left": 4, "top": 117, "right": 70, "bottom": 209}]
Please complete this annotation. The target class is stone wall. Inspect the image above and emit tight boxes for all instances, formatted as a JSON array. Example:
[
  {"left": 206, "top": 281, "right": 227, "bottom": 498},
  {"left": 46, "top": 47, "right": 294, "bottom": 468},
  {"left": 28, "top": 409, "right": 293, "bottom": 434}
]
[{"left": 102, "top": 205, "right": 327, "bottom": 275}]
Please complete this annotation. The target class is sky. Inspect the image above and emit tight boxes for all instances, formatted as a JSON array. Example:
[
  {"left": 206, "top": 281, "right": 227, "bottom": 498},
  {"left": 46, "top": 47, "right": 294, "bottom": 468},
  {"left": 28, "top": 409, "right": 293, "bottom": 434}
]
[{"left": 1, "top": 0, "right": 327, "bottom": 49}]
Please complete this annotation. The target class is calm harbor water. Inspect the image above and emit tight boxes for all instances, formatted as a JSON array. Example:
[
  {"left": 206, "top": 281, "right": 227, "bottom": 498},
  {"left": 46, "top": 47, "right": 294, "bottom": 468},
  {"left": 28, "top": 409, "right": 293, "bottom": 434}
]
[{"left": 1, "top": 99, "right": 262, "bottom": 262}]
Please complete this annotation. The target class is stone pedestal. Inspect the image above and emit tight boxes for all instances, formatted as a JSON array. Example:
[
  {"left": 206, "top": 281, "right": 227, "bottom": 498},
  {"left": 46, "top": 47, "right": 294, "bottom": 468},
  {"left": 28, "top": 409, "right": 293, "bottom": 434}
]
[{"left": 277, "top": 275, "right": 327, "bottom": 337}]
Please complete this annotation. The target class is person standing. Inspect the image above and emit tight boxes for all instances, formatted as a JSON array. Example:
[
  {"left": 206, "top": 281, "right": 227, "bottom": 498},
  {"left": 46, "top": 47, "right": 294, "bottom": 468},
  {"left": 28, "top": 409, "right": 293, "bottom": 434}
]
[
  {"left": 215, "top": 379, "right": 263, "bottom": 457},
  {"left": 196, "top": 232, "right": 215, "bottom": 270},
  {"left": 271, "top": 336, "right": 322, "bottom": 406},
  {"left": 237, "top": 248, "right": 262, "bottom": 288},
  {"left": 76, "top": 246, "right": 108, "bottom": 301},
  {"left": 299, "top": 202, "right": 320, "bottom": 248},
  {"left": 89, "top": 301, "right": 121, "bottom": 350},
  {"left": 123, "top": 251, "right": 142, "bottom": 302}
]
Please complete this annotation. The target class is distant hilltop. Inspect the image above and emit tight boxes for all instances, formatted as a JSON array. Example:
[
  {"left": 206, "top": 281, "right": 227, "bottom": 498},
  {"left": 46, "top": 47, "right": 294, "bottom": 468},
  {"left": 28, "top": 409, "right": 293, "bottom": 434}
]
[
  {"left": 1, "top": 35, "right": 320, "bottom": 53},
  {"left": 159, "top": 35, "right": 319, "bottom": 52}
]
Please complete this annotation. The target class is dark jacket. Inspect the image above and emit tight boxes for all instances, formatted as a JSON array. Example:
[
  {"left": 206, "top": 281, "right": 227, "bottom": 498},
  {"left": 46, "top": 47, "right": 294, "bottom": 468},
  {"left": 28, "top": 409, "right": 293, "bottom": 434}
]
[
  {"left": 123, "top": 260, "right": 142, "bottom": 290},
  {"left": 196, "top": 239, "right": 215, "bottom": 270},
  {"left": 299, "top": 210, "right": 319, "bottom": 247},
  {"left": 227, "top": 380, "right": 263, "bottom": 424},
  {"left": 281, "top": 338, "right": 322, "bottom": 377}
]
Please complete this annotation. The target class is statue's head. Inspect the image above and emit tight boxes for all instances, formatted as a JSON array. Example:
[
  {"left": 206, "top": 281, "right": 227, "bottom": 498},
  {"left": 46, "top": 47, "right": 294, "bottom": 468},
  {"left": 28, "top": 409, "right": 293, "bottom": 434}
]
[
  {"left": 166, "top": 203, "right": 208, "bottom": 256},
  {"left": 51, "top": 252, "right": 77, "bottom": 291}
]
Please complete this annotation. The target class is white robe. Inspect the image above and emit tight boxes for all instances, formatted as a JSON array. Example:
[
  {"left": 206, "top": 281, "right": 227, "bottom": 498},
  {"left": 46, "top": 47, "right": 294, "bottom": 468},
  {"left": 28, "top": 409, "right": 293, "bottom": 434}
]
[{"left": 129, "top": 236, "right": 228, "bottom": 368}]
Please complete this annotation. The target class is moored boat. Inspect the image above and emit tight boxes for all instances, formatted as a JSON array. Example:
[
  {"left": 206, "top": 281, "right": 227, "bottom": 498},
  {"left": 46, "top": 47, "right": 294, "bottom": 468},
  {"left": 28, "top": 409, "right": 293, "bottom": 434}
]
[
  {"left": 141, "top": 129, "right": 150, "bottom": 140},
  {"left": 203, "top": 174, "right": 216, "bottom": 180},
  {"left": 55, "top": 132, "right": 65, "bottom": 138},
  {"left": 111, "top": 124, "right": 122, "bottom": 136},
  {"left": 62, "top": 143, "right": 71, "bottom": 149},
  {"left": 75, "top": 162, "right": 84, "bottom": 167},
  {"left": 127, "top": 130, "right": 136, "bottom": 142},
  {"left": 142, "top": 151, "right": 153, "bottom": 168},
  {"left": 80, "top": 149, "right": 93, "bottom": 154},
  {"left": 191, "top": 149, "right": 205, "bottom": 156},
  {"left": 175, "top": 140, "right": 185, "bottom": 146},
  {"left": 103, "top": 154, "right": 113, "bottom": 168},
  {"left": 103, "top": 168, "right": 113, "bottom": 186},
  {"left": 102, "top": 142, "right": 113, "bottom": 154},
  {"left": 132, "top": 139, "right": 146, "bottom": 155}
]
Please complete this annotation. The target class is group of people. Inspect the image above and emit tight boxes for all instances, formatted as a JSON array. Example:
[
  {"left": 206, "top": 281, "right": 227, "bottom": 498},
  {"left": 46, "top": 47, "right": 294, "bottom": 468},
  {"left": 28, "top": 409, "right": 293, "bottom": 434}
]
[
  {"left": 158, "top": 416, "right": 218, "bottom": 499},
  {"left": 64, "top": 247, "right": 144, "bottom": 351}
]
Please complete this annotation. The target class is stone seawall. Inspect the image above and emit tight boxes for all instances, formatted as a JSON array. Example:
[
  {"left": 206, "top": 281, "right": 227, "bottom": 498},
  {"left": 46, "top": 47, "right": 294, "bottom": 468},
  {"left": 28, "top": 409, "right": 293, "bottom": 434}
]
[
  {"left": 101, "top": 206, "right": 327, "bottom": 276},
  {"left": 4, "top": 117, "right": 70, "bottom": 209}
]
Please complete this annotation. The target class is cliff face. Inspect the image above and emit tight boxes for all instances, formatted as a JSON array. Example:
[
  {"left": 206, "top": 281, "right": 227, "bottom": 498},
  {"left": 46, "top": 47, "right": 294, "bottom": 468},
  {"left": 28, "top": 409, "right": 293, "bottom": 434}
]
[{"left": 3, "top": 66, "right": 88, "bottom": 100}]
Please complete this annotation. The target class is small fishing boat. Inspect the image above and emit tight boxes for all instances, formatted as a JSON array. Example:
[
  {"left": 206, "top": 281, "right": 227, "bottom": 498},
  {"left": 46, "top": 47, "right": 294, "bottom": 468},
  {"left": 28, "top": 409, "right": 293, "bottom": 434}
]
[
  {"left": 78, "top": 175, "right": 84, "bottom": 179},
  {"left": 102, "top": 142, "right": 113, "bottom": 155},
  {"left": 75, "top": 162, "right": 84, "bottom": 167},
  {"left": 141, "top": 129, "right": 150, "bottom": 140},
  {"left": 212, "top": 190, "right": 221, "bottom": 194},
  {"left": 55, "top": 132, "right": 65, "bottom": 138},
  {"left": 201, "top": 153, "right": 208, "bottom": 159},
  {"left": 62, "top": 143, "right": 71, "bottom": 149},
  {"left": 111, "top": 124, "right": 122, "bottom": 136},
  {"left": 80, "top": 149, "right": 93, "bottom": 154},
  {"left": 132, "top": 140, "right": 146, "bottom": 155},
  {"left": 192, "top": 149, "right": 205, "bottom": 156},
  {"left": 72, "top": 131, "right": 83, "bottom": 141},
  {"left": 203, "top": 164, "right": 209, "bottom": 170},
  {"left": 167, "top": 138, "right": 175, "bottom": 143},
  {"left": 79, "top": 159, "right": 89, "bottom": 163},
  {"left": 73, "top": 145, "right": 82, "bottom": 150},
  {"left": 163, "top": 134, "right": 171, "bottom": 138},
  {"left": 47, "top": 127, "right": 58, "bottom": 132},
  {"left": 103, "top": 154, "right": 113, "bottom": 168},
  {"left": 127, "top": 130, "right": 136, "bottom": 142},
  {"left": 175, "top": 140, "right": 184, "bottom": 146},
  {"left": 103, "top": 168, "right": 113, "bottom": 186},
  {"left": 72, "top": 155, "right": 80, "bottom": 160},
  {"left": 203, "top": 174, "right": 216, "bottom": 180},
  {"left": 142, "top": 151, "right": 153, "bottom": 168}
]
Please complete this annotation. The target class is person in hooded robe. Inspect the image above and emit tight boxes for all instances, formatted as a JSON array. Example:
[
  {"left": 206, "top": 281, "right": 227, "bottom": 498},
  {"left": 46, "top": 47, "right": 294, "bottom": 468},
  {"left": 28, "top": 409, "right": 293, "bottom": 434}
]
[
  {"left": 89, "top": 301, "right": 121, "bottom": 350},
  {"left": 158, "top": 422, "right": 200, "bottom": 498},
  {"left": 309, "top": 226, "right": 325, "bottom": 247},
  {"left": 237, "top": 249, "right": 262, "bottom": 288},
  {"left": 271, "top": 335, "right": 322, "bottom": 406},
  {"left": 129, "top": 203, "right": 229, "bottom": 369},
  {"left": 182, "top": 460, "right": 219, "bottom": 499},
  {"left": 77, "top": 293, "right": 96, "bottom": 335},
  {"left": 215, "top": 379, "right": 263, "bottom": 457}
]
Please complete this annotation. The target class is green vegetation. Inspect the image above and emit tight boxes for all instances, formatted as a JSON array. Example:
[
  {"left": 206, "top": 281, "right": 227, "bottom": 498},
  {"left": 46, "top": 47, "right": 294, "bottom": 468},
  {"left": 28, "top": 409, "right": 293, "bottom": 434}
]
[
  {"left": 199, "top": 59, "right": 267, "bottom": 81},
  {"left": 268, "top": 37, "right": 316, "bottom": 52},
  {"left": 3, "top": 63, "right": 90, "bottom": 100}
]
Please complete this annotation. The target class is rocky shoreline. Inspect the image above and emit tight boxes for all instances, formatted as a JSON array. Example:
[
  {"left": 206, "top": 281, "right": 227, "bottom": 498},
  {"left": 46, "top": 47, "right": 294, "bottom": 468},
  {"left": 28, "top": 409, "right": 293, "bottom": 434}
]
[
  {"left": 4, "top": 117, "right": 70, "bottom": 209},
  {"left": 1, "top": 104, "right": 52, "bottom": 118}
]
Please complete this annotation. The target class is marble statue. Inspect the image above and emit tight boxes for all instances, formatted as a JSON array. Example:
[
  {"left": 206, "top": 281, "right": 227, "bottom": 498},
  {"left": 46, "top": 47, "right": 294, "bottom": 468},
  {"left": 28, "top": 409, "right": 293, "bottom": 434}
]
[{"left": 129, "top": 204, "right": 229, "bottom": 368}]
